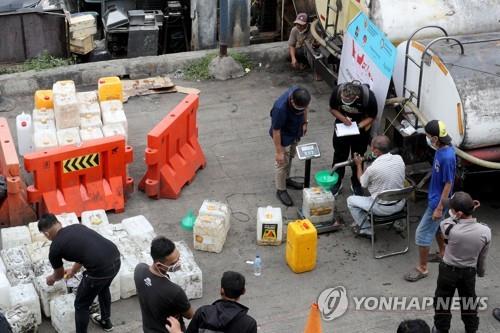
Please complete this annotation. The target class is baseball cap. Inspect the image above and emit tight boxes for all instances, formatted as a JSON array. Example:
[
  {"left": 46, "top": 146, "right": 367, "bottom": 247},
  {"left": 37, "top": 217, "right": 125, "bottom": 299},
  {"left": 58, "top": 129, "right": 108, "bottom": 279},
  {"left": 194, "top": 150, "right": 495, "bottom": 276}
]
[
  {"left": 425, "top": 120, "right": 452, "bottom": 145},
  {"left": 294, "top": 13, "right": 308, "bottom": 25},
  {"left": 443, "top": 191, "right": 476, "bottom": 215}
]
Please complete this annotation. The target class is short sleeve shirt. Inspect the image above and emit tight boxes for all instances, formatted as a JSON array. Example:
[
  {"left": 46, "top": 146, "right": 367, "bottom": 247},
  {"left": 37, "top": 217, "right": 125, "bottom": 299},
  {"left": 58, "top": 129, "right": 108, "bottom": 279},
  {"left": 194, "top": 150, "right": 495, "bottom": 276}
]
[
  {"left": 360, "top": 153, "right": 405, "bottom": 199},
  {"left": 288, "top": 26, "right": 312, "bottom": 48},
  {"left": 134, "top": 263, "right": 191, "bottom": 333},
  {"left": 329, "top": 84, "right": 378, "bottom": 124},
  {"left": 269, "top": 86, "right": 305, "bottom": 147},
  {"left": 49, "top": 224, "right": 120, "bottom": 277},
  {"left": 428, "top": 146, "right": 456, "bottom": 209}
]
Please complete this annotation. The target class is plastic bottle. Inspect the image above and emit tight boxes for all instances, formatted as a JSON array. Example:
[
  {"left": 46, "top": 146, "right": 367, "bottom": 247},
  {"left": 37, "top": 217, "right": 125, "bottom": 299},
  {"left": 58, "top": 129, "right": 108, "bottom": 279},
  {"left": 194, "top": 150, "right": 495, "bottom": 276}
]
[
  {"left": 254, "top": 255, "right": 262, "bottom": 276},
  {"left": 16, "top": 112, "right": 33, "bottom": 155}
]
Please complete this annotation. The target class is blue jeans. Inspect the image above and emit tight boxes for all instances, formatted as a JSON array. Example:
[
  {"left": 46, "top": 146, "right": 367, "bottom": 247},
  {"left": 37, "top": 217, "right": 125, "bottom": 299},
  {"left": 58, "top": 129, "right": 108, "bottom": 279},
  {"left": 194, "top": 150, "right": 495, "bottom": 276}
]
[{"left": 415, "top": 206, "right": 446, "bottom": 247}]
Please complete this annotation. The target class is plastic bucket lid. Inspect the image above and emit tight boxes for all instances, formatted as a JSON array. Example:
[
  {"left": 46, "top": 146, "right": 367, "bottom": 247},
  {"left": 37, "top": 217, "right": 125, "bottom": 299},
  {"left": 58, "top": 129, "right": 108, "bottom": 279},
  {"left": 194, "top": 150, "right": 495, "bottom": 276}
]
[{"left": 315, "top": 169, "right": 339, "bottom": 190}]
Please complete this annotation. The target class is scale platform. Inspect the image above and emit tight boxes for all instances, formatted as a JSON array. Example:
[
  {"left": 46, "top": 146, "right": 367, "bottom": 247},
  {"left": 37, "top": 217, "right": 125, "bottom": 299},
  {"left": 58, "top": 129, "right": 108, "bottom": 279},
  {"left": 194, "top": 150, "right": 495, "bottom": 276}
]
[{"left": 297, "top": 208, "right": 342, "bottom": 235}]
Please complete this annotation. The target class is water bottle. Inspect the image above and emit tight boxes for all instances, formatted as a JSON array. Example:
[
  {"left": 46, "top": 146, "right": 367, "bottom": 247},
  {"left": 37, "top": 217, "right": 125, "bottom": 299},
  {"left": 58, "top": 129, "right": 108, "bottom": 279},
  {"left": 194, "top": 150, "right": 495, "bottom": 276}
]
[{"left": 254, "top": 255, "right": 262, "bottom": 276}]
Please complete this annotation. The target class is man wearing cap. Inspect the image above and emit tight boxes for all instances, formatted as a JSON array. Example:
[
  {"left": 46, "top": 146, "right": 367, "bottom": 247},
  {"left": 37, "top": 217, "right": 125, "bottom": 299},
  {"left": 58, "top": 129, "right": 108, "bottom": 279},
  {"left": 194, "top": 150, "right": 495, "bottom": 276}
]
[
  {"left": 288, "top": 13, "right": 312, "bottom": 69},
  {"left": 405, "top": 120, "right": 456, "bottom": 282},
  {"left": 270, "top": 86, "right": 310, "bottom": 206},
  {"left": 432, "top": 192, "right": 491, "bottom": 333},
  {"left": 329, "top": 80, "right": 378, "bottom": 196}
]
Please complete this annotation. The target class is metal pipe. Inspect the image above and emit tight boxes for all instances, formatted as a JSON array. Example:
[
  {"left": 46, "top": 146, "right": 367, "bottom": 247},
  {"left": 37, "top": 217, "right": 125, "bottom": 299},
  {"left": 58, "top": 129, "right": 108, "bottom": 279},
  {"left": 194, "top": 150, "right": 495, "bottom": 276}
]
[
  {"left": 219, "top": 0, "right": 229, "bottom": 56},
  {"left": 386, "top": 97, "right": 500, "bottom": 170}
]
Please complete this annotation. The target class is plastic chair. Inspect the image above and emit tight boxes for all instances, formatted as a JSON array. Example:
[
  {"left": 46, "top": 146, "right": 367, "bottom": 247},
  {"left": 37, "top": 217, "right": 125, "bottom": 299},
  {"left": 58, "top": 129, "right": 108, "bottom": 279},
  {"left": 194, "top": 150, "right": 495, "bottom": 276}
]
[{"left": 360, "top": 186, "right": 415, "bottom": 259}]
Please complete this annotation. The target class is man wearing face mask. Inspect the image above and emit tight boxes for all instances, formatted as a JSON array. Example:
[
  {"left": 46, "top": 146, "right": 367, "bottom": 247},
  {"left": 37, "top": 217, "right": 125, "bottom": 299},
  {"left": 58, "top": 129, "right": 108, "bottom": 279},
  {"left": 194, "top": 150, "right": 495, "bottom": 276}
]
[
  {"left": 134, "top": 236, "right": 194, "bottom": 333},
  {"left": 329, "top": 80, "right": 378, "bottom": 196},
  {"left": 270, "top": 86, "right": 310, "bottom": 206},
  {"left": 432, "top": 192, "right": 491, "bottom": 333},
  {"left": 405, "top": 120, "right": 456, "bottom": 282},
  {"left": 347, "top": 135, "right": 406, "bottom": 238},
  {"left": 38, "top": 213, "right": 121, "bottom": 333}
]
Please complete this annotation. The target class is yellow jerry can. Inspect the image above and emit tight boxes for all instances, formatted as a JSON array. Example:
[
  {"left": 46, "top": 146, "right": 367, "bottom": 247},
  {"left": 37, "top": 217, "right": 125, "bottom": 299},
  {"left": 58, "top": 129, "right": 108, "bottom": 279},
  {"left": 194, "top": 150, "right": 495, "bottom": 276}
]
[{"left": 286, "top": 219, "right": 317, "bottom": 273}]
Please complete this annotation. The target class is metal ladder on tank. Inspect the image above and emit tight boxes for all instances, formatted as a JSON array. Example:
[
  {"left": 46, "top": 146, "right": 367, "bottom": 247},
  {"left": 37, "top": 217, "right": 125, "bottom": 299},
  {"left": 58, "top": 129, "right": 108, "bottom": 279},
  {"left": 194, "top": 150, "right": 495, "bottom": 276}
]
[
  {"left": 402, "top": 26, "right": 464, "bottom": 128},
  {"left": 325, "top": 0, "right": 343, "bottom": 38}
]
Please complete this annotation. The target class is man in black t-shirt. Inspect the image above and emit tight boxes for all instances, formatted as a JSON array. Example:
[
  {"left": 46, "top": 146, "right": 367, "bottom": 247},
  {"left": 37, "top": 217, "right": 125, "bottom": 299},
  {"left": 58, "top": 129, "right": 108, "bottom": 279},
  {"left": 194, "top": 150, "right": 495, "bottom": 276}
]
[
  {"left": 329, "top": 80, "right": 378, "bottom": 196},
  {"left": 134, "top": 236, "right": 194, "bottom": 333},
  {"left": 39, "top": 213, "right": 121, "bottom": 333}
]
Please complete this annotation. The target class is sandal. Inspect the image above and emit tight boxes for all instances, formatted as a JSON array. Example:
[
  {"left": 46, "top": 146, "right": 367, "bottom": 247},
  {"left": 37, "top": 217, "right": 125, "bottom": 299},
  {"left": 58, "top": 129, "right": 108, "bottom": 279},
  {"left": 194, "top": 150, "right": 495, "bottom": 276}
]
[
  {"left": 428, "top": 253, "right": 443, "bottom": 263},
  {"left": 404, "top": 268, "right": 428, "bottom": 282}
]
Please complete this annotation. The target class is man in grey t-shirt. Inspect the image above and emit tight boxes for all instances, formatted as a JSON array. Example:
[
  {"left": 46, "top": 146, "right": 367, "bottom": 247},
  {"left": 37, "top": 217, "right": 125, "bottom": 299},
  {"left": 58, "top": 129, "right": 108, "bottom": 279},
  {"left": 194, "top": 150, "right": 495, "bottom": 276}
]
[
  {"left": 288, "top": 13, "right": 312, "bottom": 69},
  {"left": 433, "top": 192, "right": 491, "bottom": 333}
]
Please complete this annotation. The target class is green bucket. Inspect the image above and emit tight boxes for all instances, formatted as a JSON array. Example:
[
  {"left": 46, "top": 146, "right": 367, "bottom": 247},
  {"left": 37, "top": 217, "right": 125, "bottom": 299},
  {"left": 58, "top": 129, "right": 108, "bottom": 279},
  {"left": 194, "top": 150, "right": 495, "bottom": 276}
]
[{"left": 315, "top": 169, "right": 339, "bottom": 191}]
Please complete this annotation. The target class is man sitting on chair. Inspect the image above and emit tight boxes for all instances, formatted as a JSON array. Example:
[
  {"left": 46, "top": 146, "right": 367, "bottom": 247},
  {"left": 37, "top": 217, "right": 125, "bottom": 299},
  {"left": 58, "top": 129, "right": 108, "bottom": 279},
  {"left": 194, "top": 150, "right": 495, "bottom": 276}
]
[{"left": 348, "top": 135, "right": 406, "bottom": 238}]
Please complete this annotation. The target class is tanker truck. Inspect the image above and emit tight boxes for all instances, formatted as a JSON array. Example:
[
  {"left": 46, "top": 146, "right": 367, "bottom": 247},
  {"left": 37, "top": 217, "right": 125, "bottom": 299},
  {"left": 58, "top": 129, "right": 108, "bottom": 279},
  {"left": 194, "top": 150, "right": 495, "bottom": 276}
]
[{"left": 301, "top": 0, "right": 500, "bottom": 186}]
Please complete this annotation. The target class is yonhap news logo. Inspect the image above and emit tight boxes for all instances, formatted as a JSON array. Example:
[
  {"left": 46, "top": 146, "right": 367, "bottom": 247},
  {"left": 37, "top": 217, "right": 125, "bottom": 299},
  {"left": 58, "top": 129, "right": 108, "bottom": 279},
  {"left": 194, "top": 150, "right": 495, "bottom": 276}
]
[
  {"left": 317, "top": 286, "right": 349, "bottom": 321},
  {"left": 317, "top": 286, "right": 489, "bottom": 322}
]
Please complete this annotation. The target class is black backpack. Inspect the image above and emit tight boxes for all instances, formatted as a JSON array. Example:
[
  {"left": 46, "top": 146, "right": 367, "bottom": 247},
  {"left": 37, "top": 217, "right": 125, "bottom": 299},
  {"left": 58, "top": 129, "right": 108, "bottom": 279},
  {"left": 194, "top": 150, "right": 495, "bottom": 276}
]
[{"left": 337, "top": 81, "right": 371, "bottom": 108}]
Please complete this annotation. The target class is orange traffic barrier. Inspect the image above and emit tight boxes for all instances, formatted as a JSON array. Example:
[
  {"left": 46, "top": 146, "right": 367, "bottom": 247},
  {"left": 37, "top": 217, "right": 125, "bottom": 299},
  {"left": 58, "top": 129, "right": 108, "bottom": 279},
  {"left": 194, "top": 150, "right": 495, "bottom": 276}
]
[
  {"left": 139, "top": 94, "right": 206, "bottom": 199},
  {"left": 304, "top": 303, "right": 323, "bottom": 333},
  {"left": 24, "top": 136, "right": 133, "bottom": 216},
  {"left": 0, "top": 118, "right": 36, "bottom": 226}
]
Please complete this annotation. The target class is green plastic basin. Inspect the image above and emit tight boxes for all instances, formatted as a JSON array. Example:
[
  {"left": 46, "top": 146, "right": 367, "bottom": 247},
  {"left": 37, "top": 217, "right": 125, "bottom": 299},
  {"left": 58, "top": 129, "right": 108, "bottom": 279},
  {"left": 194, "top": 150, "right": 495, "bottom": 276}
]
[{"left": 315, "top": 169, "right": 339, "bottom": 190}]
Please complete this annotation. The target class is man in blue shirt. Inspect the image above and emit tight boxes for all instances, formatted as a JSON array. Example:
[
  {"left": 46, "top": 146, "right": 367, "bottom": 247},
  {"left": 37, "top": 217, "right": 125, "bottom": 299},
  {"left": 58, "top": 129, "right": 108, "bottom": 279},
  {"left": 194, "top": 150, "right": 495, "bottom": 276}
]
[
  {"left": 405, "top": 120, "right": 456, "bottom": 282},
  {"left": 269, "top": 86, "right": 310, "bottom": 206}
]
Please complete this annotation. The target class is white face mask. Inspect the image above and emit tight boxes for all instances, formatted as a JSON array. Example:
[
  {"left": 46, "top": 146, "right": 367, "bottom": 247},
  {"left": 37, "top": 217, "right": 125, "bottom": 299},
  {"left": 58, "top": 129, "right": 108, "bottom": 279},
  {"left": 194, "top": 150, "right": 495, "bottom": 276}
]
[
  {"left": 448, "top": 209, "right": 458, "bottom": 220},
  {"left": 426, "top": 136, "right": 437, "bottom": 150}
]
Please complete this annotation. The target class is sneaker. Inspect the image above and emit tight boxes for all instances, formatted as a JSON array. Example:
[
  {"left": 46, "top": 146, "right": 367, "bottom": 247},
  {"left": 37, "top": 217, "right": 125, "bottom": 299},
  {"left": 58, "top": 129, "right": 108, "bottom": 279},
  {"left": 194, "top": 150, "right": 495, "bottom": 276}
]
[
  {"left": 286, "top": 178, "right": 303, "bottom": 190},
  {"left": 91, "top": 313, "right": 113, "bottom": 332},
  {"left": 350, "top": 184, "right": 364, "bottom": 196},
  {"left": 276, "top": 190, "right": 293, "bottom": 206},
  {"left": 330, "top": 182, "right": 343, "bottom": 197}
]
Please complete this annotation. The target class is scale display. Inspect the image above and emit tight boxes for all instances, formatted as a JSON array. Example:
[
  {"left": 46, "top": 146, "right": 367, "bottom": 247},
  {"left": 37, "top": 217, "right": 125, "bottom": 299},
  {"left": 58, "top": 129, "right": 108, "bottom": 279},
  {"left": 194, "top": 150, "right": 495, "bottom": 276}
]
[{"left": 296, "top": 143, "right": 321, "bottom": 160}]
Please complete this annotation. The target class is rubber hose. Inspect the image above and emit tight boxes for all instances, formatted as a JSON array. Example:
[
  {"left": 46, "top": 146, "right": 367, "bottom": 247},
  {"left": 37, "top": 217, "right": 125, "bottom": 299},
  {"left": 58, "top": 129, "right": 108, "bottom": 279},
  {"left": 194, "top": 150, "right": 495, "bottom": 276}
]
[
  {"left": 386, "top": 97, "right": 500, "bottom": 170},
  {"left": 310, "top": 19, "right": 341, "bottom": 56}
]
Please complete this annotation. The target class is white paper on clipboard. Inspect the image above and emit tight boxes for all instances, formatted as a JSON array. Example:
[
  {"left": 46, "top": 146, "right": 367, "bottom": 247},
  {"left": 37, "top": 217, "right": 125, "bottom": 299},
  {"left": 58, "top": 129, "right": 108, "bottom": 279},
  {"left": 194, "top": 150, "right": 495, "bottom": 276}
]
[{"left": 336, "top": 122, "right": 360, "bottom": 137}]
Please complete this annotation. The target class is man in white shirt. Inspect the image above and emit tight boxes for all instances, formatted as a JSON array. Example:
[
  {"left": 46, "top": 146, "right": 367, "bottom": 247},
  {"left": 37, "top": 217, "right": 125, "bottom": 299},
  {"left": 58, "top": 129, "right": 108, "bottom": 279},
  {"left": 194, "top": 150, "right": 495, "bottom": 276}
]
[{"left": 347, "top": 135, "right": 406, "bottom": 237}]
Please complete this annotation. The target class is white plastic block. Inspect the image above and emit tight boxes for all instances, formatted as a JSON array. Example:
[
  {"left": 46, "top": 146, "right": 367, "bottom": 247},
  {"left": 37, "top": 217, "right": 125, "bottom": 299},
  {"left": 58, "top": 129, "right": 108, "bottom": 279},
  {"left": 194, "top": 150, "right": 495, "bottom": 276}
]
[
  {"left": 33, "top": 107, "right": 55, "bottom": 121},
  {"left": 256, "top": 206, "right": 283, "bottom": 246},
  {"left": 119, "top": 255, "right": 139, "bottom": 299},
  {"left": 51, "top": 293, "right": 76, "bottom": 333},
  {"left": 100, "top": 100, "right": 127, "bottom": 131},
  {"left": 78, "top": 101, "right": 101, "bottom": 117},
  {"left": 9, "top": 283, "right": 42, "bottom": 325},
  {"left": 32, "top": 259, "right": 53, "bottom": 277},
  {"left": 1, "top": 247, "right": 34, "bottom": 286},
  {"left": 0, "top": 272, "right": 11, "bottom": 310},
  {"left": 110, "top": 273, "right": 120, "bottom": 302},
  {"left": 198, "top": 200, "right": 231, "bottom": 232},
  {"left": 122, "top": 215, "right": 156, "bottom": 245},
  {"left": 102, "top": 123, "right": 127, "bottom": 139},
  {"left": 80, "top": 126, "right": 104, "bottom": 141},
  {"left": 53, "top": 93, "right": 81, "bottom": 130},
  {"left": 76, "top": 91, "right": 99, "bottom": 105},
  {"left": 193, "top": 215, "right": 228, "bottom": 253},
  {"left": 0, "top": 256, "right": 5, "bottom": 274},
  {"left": 33, "top": 129, "right": 58, "bottom": 151},
  {"left": 170, "top": 241, "right": 202, "bottom": 300},
  {"left": 1, "top": 226, "right": 31, "bottom": 250},
  {"left": 28, "top": 222, "right": 46, "bottom": 243},
  {"left": 81, "top": 209, "right": 109, "bottom": 231},
  {"left": 80, "top": 113, "right": 103, "bottom": 128},
  {"left": 5, "top": 304, "right": 37, "bottom": 333},
  {"left": 116, "top": 236, "right": 141, "bottom": 258},
  {"left": 57, "top": 127, "right": 81, "bottom": 146},
  {"left": 302, "top": 187, "right": 335, "bottom": 223},
  {"left": 53, "top": 80, "right": 76, "bottom": 97},
  {"left": 33, "top": 274, "right": 66, "bottom": 317},
  {"left": 33, "top": 117, "right": 56, "bottom": 133},
  {"left": 25, "top": 241, "right": 51, "bottom": 266},
  {"left": 56, "top": 212, "right": 79, "bottom": 227}
]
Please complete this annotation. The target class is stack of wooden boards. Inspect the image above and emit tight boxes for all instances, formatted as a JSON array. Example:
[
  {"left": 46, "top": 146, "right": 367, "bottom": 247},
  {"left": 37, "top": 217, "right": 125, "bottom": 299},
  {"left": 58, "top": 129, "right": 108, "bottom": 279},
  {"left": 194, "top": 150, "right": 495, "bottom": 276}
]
[{"left": 69, "top": 14, "right": 97, "bottom": 55}]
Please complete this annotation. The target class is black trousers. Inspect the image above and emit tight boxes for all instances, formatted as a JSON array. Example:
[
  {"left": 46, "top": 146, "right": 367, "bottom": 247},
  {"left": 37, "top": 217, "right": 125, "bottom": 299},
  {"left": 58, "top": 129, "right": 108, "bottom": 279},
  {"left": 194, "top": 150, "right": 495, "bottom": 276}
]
[
  {"left": 434, "top": 262, "right": 479, "bottom": 333},
  {"left": 332, "top": 129, "right": 370, "bottom": 187},
  {"left": 74, "top": 259, "right": 121, "bottom": 333}
]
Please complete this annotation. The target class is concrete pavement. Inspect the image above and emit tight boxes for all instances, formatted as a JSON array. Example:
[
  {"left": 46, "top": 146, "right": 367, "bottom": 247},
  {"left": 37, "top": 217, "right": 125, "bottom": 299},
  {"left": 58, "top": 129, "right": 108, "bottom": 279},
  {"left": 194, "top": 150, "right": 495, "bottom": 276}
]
[{"left": 4, "top": 67, "right": 499, "bottom": 332}]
